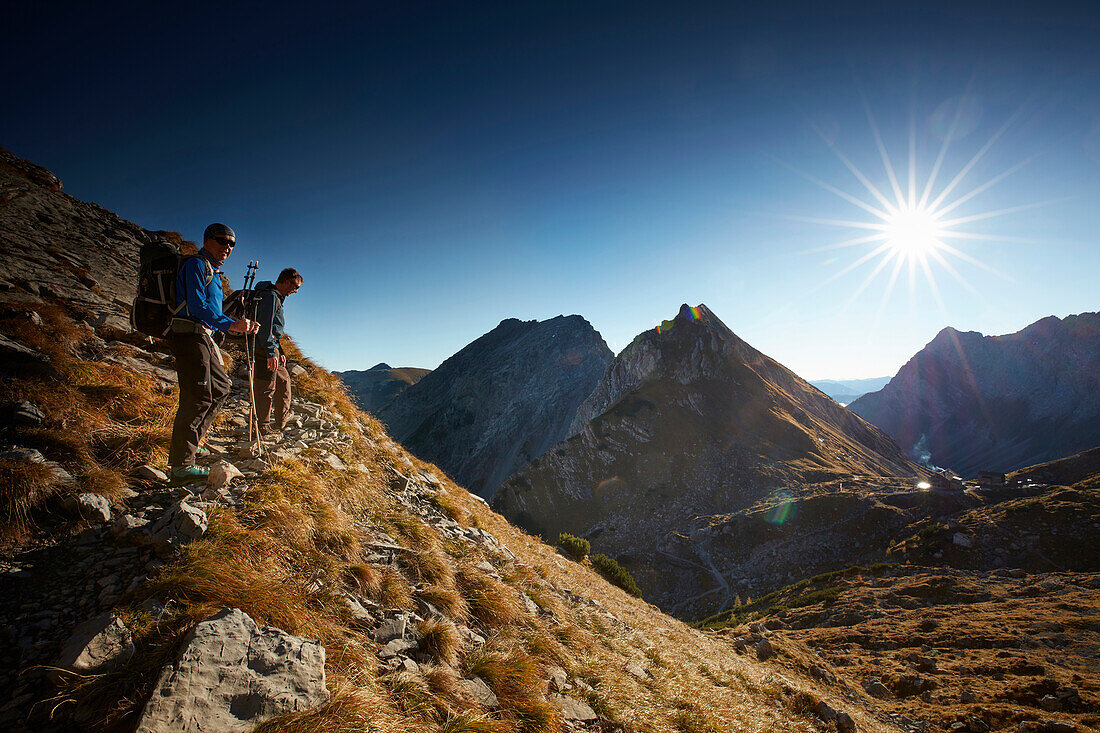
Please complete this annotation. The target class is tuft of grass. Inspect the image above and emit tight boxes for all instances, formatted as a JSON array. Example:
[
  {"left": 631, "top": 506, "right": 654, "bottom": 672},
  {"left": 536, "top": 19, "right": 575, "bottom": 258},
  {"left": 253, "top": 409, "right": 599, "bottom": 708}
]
[
  {"left": 77, "top": 466, "right": 128, "bottom": 501},
  {"left": 253, "top": 685, "right": 415, "bottom": 733},
  {"left": 0, "top": 458, "right": 64, "bottom": 539},
  {"left": 427, "top": 491, "right": 469, "bottom": 524},
  {"left": 456, "top": 567, "right": 526, "bottom": 628},
  {"left": 378, "top": 567, "right": 416, "bottom": 611},
  {"left": 383, "top": 670, "right": 438, "bottom": 721},
  {"left": 419, "top": 584, "right": 470, "bottom": 622},
  {"left": 589, "top": 554, "right": 642, "bottom": 597},
  {"left": 418, "top": 618, "right": 462, "bottom": 667},
  {"left": 440, "top": 712, "right": 511, "bottom": 733},
  {"left": 151, "top": 510, "right": 314, "bottom": 634},
  {"left": 344, "top": 563, "right": 381, "bottom": 598},
  {"left": 402, "top": 544, "right": 454, "bottom": 586},
  {"left": 557, "top": 533, "right": 590, "bottom": 561}
]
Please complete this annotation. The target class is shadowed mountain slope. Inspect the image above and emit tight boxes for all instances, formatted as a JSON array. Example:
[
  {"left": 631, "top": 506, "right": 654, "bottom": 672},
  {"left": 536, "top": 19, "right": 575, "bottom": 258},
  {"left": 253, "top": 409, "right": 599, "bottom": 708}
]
[
  {"left": 849, "top": 314, "right": 1100, "bottom": 476},
  {"left": 337, "top": 363, "right": 431, "bottom": 414},
  {"left": 494, "top": 304, "right": 920, "bottom": 615},
  {"left": 378, "top": 316, "right": 613, "bottom": 499}
]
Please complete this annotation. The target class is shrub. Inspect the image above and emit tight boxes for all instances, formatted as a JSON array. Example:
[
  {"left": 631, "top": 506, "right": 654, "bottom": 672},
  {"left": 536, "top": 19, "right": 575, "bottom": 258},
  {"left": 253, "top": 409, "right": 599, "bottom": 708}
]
[
  {"left": 589, "top": 554, "right": 642, "bottom": 597},
  {"left": 557, "top": 533, "right": 590, "bottom": 561}
]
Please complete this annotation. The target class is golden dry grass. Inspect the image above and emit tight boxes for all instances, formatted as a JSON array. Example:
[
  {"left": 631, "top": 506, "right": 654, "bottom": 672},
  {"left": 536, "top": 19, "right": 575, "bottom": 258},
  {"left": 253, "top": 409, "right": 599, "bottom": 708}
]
[
  {"left": 456, "top": 566, "right": 527, "bottom": 629},
  {"left": 418, "top": 618, "right": 462, "bottom": 667}
]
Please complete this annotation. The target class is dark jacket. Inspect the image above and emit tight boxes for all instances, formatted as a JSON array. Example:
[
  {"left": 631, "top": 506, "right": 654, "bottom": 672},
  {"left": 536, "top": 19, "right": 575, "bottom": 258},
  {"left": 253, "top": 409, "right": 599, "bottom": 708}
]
[{"left": 253, "top": 281, "right": 286, "bottom": 358}]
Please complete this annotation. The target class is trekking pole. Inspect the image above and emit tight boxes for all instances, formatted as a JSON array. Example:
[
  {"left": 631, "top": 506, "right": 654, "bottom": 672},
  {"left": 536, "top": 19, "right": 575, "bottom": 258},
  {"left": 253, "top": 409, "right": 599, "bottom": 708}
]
[{"left": 240, "top": 261, "right": 264, "bottom": 457}]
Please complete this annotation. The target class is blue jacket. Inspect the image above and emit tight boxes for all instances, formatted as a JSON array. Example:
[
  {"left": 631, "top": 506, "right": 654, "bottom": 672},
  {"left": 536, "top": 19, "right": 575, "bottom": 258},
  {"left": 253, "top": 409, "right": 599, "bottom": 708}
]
[
  {"left": 253, "top": 281, "right": 285, "bottom": 358},
  {"left": 174, "top": 251, "right": 235, "bottom": 332}
]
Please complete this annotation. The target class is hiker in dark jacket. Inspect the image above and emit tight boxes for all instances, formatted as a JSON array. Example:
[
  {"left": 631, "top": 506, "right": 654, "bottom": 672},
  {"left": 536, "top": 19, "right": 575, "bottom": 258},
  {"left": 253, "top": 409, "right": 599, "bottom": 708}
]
[
  {"left": 252, "top": 267, "right": 303, "bottom": 436},
  {"left": 168, "top": 223, "right": 258, "bottom": 483}
]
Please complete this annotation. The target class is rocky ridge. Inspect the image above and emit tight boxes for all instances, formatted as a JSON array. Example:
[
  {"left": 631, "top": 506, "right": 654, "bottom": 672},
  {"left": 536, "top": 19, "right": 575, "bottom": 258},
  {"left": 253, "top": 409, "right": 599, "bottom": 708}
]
[
  {"left": 495, "top": 304, "right": 921, "bottom": 617},
  {"left": 379, "top": 315, "right": 613, "bottom": 499},
  {"left": 849, "top": 314, "right": 1100, "bottom": 477}
]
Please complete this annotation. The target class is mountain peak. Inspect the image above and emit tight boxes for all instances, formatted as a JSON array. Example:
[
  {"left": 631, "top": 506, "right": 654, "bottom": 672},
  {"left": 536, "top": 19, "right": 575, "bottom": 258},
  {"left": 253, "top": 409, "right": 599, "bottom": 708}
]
[{"left": 369, "top": 362, "right": 392, "bottom": 371}]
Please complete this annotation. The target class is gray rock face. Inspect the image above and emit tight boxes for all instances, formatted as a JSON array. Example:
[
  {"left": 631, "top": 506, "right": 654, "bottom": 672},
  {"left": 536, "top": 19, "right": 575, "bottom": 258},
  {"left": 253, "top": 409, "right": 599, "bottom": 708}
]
[
  {"left": 849, "top": 313, "right": 1100, "bottom": 476},
  {"left": 149, "top": 499, "right": 208, "bottom": 555},
  {"left": 56, "top": 612, "right": 134, "bottom": 674},
  {"left": 550, "top": 693, "right": 597, "bottom": 721},
  {"left": 136, "top": 607, "right": 328, "bottom": 733},
  {"left": 0, "top": 146, "right": 159, "bottom": 317},
  {"left": 337, "top": 364, "right": 431, "bottom": 414},
  {"left": 379, "top": 315, "right": 613, "bottom": 499}
]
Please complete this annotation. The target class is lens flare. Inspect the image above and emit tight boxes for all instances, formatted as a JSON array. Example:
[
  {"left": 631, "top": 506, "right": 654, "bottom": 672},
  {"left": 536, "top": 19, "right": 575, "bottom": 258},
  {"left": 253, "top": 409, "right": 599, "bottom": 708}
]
[{"left": 765, "top": 490, "right": 795, "bottom": 524}]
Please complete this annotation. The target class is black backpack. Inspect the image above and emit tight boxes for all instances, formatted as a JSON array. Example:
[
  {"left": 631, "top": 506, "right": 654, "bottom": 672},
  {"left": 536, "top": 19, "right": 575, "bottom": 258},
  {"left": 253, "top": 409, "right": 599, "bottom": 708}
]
[{"left": 130, "top": 242, "right": 213, "bottom": 338}]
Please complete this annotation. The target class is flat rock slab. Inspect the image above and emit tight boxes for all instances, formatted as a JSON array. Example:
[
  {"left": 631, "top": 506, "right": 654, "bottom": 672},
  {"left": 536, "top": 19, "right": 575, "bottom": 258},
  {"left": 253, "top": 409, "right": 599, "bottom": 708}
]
[
  {"left": 135, "top": 607, "right": 328, "bottom": 733},
  {"left": 56, "top": 612, "right": 134, "bottom": 675},
  {"left": 550, "top": 693, "right": 597, "bottom": 721}
]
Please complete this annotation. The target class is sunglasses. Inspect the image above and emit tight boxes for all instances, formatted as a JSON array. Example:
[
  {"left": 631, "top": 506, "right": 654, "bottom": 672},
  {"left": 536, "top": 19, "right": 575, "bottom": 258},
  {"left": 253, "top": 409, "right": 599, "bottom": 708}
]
[{"left": 214, "top": 236, "right": 235, "bottom": 247}]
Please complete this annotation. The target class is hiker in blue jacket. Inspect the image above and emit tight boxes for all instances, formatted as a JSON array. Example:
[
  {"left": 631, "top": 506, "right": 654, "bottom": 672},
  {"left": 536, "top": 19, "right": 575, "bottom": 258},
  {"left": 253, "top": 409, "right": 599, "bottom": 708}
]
[
  {"left": 167, "top": 223, "right": 258, "bottom": 483},
  {"left": 251, "top": 267, "right": 303, "bottom": 437}
]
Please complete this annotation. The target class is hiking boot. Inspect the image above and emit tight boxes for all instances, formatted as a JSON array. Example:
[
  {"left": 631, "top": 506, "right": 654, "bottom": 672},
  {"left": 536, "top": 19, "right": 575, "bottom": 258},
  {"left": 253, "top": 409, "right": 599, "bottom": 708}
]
[
  {"left": 170, "top": 465, "right": 210, "bottom": 484},
  {"left": 195, "top": 446, "right": 211, "bottom": 457}
]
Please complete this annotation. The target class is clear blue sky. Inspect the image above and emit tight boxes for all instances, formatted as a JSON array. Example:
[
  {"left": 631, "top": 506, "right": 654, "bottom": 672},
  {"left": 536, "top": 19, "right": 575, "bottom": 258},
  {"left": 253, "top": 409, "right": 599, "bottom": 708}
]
[{"left": 4, "top": 1, "right": 1098, "bottom": 378}]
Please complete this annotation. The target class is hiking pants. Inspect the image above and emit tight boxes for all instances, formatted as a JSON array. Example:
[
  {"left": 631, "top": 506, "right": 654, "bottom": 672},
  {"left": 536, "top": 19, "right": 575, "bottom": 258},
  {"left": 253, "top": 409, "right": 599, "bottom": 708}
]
[
  {"left": 167, "top": 331, "right": 231, "bottom": 466},
  {"left": 254, "top": 360, "right": 291, "bottom": 431}
]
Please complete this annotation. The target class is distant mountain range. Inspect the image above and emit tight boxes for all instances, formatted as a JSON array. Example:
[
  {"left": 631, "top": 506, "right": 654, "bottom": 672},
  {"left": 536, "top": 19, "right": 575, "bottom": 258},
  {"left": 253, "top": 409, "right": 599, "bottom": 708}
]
[
  {"left": 375, "top": 316, "right": 612, "bottom": 499},
  {"left": 336, "top": 363, "right": 430, "bottom": 414},
  {"left": 850, "top": 313, "right": 1100, "bottom": 477},
  {"left": 809, "top": 377, "right": 891, "bottom": 405},
  {"left": 492, "top": 304, "right": 919, "bottom": 613}
]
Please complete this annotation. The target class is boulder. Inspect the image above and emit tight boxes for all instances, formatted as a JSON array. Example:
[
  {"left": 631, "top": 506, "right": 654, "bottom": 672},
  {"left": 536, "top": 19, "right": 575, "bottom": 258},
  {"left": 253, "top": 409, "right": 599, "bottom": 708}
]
[
  {"left": 836, "top": 711, "right": 856, "bottom": 732},
  {"left": 755, "top": 638, "right": 775, "bottom": 661},
  {"left": 112, "top": 514, "right": 154, "bottom": 546},
  {"left": 626, "top": 662, "right": 648, "bottom": 680},
  {"left": 206, "top": 460, "right": 244, "bottom": 489},
  {"left": 550, "top": 693, "right": 597, "bottom": 721},
  {"left": 56, "top": 612, "right": 134, "bottom": 675},
  {"left": 322, "top": 453, "right": 347, "bottom": 471},
  {"left": 459, "top": 677, "right": 498, "bottom": 708},
  {"left": 133, "top": 464, "right": 168, "bottom": 482},
  {"left": 814, "top": 700, "right": 837, "bottom": 722},
  {"left": 64, "top": 492, "right": 112, "bottom": 522},
  {"left": 149, "top": 499, "right": 208, "bottom": 555},
  {"left": 135, "top": 607, "right": 328, "bottom": 733}
]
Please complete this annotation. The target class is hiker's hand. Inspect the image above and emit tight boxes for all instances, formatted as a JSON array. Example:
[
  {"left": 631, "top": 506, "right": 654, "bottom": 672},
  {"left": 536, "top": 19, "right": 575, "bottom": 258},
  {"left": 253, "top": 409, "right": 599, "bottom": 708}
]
[
  {"left": 267, "top": 356, "right": 279, "bottom": 372},
  {"left": 249, "top": 320, "right": 260, "bottom": 334},
  {"left": 279, "top": 353, "right": 287, "bottom": 368},
  {"left": 228, "top": 319, "right": 250, "bottom": 333}
]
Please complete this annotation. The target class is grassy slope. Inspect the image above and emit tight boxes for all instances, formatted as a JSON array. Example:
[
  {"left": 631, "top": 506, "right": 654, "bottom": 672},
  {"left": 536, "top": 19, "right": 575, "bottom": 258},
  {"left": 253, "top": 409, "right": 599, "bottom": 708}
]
[{"left": 0, "top": 296, "right": 889, "bottom": 733}]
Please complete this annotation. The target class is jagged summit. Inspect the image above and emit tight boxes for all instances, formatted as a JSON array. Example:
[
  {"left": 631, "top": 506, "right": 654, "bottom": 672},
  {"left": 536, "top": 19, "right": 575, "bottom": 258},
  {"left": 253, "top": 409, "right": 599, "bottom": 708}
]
[
  {"left": 378, "top": 313, "right": 613, "bottom": 498},
  {"left": 369, "top": 362, "right": 392, "bottom": 370},
  {"left": 495, "top": 304, "right": 919, "bottom": 615}
]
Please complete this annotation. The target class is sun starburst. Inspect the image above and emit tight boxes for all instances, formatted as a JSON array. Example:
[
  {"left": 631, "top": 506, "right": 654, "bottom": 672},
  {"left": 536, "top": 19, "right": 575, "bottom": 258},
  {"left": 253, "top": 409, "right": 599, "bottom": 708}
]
[{"left": 781, "top": 96, "right": 1041, "bottom": 314}]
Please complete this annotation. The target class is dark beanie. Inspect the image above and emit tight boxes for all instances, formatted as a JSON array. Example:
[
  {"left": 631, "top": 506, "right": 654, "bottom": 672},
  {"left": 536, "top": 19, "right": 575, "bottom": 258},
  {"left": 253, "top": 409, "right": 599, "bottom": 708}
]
[{"left": 203, "top": 223, "right": 235, "bottom": 241}]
